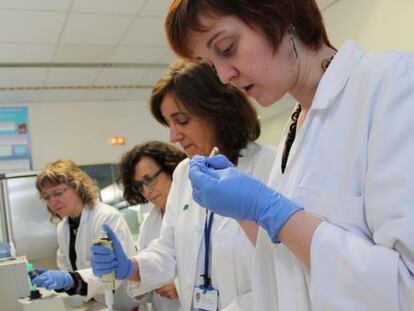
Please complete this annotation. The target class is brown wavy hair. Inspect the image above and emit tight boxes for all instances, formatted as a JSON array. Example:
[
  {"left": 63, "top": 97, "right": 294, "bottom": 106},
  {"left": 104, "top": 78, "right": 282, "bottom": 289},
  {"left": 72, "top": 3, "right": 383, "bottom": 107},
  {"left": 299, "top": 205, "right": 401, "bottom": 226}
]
[
  {"left": 118, "top": 141, "right": 186, "bottom": 205},
  {"left": 36, "top": 159, "right": 99, "bottom": 222},
  {"left": 166, "top": 0, "right": 334, "bottom": 59},
  {"left": 150, "top": 59, "right": 260, "bottom": 164}
]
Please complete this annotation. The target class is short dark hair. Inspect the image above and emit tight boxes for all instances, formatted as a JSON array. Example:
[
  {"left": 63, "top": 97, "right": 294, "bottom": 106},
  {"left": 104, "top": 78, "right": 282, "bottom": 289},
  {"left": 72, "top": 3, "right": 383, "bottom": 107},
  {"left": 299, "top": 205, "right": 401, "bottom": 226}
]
[
  {"left": 166, "top": 0, "right": 333, "bottom": 59},
  {"left": 118, "top": 141, "right": 186, "bottom": 205},
  {"left": 150, "top": 59, "right": 260, "bottom": 163}
]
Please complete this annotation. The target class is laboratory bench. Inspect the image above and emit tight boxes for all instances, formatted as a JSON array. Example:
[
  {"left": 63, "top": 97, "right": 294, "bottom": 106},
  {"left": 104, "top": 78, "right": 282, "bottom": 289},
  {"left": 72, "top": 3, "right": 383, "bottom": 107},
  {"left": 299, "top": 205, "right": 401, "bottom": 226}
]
[{"left": 18, "top": 289, "right": 108, "bottom": 311}]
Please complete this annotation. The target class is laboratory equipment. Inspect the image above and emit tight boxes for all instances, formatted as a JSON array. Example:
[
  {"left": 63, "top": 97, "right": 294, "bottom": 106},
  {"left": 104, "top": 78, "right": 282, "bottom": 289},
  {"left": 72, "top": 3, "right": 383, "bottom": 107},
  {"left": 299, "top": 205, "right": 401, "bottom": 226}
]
[
  {"left": 0, "top": 241, "right": 12, "bottom": 258},
  {"left": 0, "top": 172, "right": 58, "bottom": 268},
  {"left": 0, "top": 256, "right": 31, "bottom": 311},
  {"left": 18, "top": 262, "right": 66, "bottom": 311}
]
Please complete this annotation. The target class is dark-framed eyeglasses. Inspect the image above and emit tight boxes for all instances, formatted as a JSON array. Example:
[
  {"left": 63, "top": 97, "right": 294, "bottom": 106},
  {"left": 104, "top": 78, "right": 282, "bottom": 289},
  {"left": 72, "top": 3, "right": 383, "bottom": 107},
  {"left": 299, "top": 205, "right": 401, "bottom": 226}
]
[
  {"left": 133, "top": 169, "right": 163, "bottom": 193},
  {"left": 41, "top": 187, "right": 70, "bottom": 201}
]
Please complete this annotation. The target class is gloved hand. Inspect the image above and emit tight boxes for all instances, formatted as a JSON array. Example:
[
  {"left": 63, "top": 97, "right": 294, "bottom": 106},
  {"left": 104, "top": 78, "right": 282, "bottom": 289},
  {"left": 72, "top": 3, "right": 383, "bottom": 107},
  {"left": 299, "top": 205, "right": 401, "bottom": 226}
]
[
  {"left": 32, "top": 270, "right": 73, "bottom": 290},
  {"left": 189, "top": 155, "right": 303, "bottom": 243},
  {"left": 28, "top": 268, "right": 47, "bottom": 281},
  {"left": 192, "top": 154, "right": 235, "bottom": 169},
  {"left": 91, "top": 224, "right": 134, "bottom": 280}
]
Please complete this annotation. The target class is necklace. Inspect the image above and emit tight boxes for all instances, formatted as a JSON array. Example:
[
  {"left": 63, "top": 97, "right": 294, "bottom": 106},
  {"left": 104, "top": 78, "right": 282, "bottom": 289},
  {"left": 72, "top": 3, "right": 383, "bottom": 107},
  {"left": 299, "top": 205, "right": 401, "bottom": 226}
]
[
  {"left": 321, "top": 55, "right": 335, "bottom": 71},
  {"left": 280, "top": 54, "right": 335, "bottom": 173}
]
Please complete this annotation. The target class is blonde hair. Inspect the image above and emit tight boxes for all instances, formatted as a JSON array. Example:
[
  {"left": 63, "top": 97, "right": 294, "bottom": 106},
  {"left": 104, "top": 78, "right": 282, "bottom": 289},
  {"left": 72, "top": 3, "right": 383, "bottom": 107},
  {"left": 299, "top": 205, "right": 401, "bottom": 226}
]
[{"left": 36, "top": 159, "right": 99, "bottom": 222}]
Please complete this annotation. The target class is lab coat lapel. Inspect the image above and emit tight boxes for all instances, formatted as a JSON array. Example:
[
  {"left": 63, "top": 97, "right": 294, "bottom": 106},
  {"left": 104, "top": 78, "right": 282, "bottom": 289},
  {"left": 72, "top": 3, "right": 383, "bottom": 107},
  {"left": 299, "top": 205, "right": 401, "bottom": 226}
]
[
  {"left": 75, "top": 206, "right": 90, "bottom": 268},
  {"left": 312, "top": 40, "right": 364, "bottom": 111},
  {"left": 276, "top": 41, "right": 365, "bottom": 185}
]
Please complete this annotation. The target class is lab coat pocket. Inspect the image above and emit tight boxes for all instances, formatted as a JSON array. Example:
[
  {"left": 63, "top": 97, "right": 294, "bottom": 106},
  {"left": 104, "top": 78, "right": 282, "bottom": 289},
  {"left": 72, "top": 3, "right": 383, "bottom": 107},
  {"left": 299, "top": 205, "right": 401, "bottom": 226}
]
[{"left": 295, "top": 186, "right": 372, "bottom": 240}]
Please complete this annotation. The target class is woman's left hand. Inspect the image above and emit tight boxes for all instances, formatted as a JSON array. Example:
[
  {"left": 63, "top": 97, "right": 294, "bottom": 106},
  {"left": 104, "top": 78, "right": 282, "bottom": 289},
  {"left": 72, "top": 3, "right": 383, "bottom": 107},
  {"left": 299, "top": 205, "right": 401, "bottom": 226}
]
[
  {"left": 189, "top": 155, "right": 303, "bottom": 242},
  {"left": 154, "top": 282, "right": 178, "bottom": 299}
]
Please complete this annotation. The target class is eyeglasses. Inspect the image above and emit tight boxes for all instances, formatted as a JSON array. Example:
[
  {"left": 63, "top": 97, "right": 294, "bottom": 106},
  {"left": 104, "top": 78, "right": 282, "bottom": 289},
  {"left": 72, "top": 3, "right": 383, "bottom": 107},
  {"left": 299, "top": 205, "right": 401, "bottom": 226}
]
[
  {"left": 42, "top": 187, "right": 70, "bottom": 201},
  {"left": 133, "top": 169, "right": 163, "bottom": 193}
]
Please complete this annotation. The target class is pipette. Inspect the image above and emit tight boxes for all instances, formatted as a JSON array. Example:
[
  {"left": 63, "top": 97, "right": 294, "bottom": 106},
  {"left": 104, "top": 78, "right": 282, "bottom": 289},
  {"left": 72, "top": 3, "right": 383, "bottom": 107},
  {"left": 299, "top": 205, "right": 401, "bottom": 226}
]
[{"left": 92, "top": 235, "right": 115, "bottom": 311}]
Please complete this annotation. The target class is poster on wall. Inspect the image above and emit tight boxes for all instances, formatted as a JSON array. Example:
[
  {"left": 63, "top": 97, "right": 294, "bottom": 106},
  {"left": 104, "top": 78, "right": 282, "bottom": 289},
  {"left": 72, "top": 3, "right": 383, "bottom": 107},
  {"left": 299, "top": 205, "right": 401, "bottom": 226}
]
[{"left": 0, "top": 107, "right": 32, "bottom": 172}]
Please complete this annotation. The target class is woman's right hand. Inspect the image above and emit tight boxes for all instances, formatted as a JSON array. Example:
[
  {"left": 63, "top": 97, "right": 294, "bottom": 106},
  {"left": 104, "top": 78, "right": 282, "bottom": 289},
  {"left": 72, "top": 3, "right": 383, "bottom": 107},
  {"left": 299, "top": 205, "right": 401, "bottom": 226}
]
[{"left": 90, "top": 224, "right": 135, "bottom": 280}]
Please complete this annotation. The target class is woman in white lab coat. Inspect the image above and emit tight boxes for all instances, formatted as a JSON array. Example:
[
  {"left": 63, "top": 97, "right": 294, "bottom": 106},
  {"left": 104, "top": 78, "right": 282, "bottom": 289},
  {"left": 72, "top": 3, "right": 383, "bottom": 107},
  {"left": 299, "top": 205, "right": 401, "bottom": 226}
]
[
  {"left": 165, "top": 1, "right": 414, "bottom": 310},
  {"left": 118, "top": 141, "right": 186, "bottom": 310},
  {"left": 91, "top": 60, "right": 277, "bottom": 310},
  {"left": 33, "top": 159, "right": 137, "bottom": 310}
]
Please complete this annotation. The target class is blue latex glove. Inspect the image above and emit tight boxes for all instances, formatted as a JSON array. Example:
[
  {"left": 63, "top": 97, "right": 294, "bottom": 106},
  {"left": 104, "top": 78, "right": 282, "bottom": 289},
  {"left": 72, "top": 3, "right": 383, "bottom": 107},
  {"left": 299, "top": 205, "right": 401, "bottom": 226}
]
[
  {"left": 189, "top": 155, "right": 304, "bottom": 243},
  {"left": 32, "top": 270, "right": 73, "bottom": 290},
  {"left": 91, "top": 224, "right": 134, "bottom": 280},
  {"left": 28, "top": 268, "right": 47, "bottom": 281}
]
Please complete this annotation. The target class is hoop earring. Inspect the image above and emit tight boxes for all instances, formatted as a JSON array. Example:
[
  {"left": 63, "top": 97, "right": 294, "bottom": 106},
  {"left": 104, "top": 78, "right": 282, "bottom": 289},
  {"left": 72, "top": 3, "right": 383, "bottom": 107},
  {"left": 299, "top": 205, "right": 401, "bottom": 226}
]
[{"left": 288, "top": 23, "right": 298, "bottom": 59}]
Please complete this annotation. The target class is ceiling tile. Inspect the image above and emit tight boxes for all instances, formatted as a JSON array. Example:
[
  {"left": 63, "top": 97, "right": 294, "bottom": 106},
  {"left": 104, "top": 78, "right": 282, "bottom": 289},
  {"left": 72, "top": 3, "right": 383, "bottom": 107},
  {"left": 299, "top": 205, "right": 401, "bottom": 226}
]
[
  {"left": 0, "top": 0, "right": 71, "bottom": 11},
  {"left": 0, "top": 11, "right": 66, "bottom": 43},
  {"left": 122, "top": 16, "right": 167, "bottom": 47},
  {"left": 140, "top": 0, "right": 171, "bottom": 17},
  {"left": 40, "top": 89, "right": 88, "bottom": 102},
  {"left": 60, "top": 13, "right": 133, "bottom": 45},
  {"left": 0, "top": 44, "right": 55, "bottom": 62},
  {"left": 138, "top": 67, "right": 168, "bottom": 86},
  {"left": 0, "top": 90, "right": 40, "bottom": 103},
  {"left": 110, "top": 46, "right": 167, "bottom": 63},
  {"left": 72, "top": 0, "right": 146, "bottom": 15},
  {"left": 0, "top": 68, "right": 48, "bottom": 88},
  {"left": 125, "top": 88, "right": 151, "bottom": 101},
  {"left": 53, "top": 44, "right": 114, "bottom": 62},
  {"left": 94, "top": 68, "right": 148, "bottom": 86},
  {"left": 83, "top": 89, "right": 130, "bottom": 101},
  {"left": 45, "top": 68, "right": 100, "bottom": 86}
]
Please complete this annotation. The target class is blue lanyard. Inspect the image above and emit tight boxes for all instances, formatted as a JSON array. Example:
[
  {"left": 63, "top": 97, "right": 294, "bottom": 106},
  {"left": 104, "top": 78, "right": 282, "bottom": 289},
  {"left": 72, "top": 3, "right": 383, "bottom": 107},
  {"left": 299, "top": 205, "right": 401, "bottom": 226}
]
[{"left": 202, "top": 210, "right": 214, "bottom": 288}]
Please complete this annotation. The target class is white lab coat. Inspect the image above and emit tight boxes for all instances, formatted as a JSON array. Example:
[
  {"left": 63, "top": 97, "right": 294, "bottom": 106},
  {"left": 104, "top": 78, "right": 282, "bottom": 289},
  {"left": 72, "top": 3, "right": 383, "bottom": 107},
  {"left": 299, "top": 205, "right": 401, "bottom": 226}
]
[
  {"left": 130, "top": 143, "right": 277, "bottom": 311},
  {"left": 56, "top": 201, "right": 137, "bottom": 310},
  {"left": 252, "top": 40, "right": 414, "bottom": 310},
  {"left": 128, "top": 204, "right": 181, "bottom": 311}
]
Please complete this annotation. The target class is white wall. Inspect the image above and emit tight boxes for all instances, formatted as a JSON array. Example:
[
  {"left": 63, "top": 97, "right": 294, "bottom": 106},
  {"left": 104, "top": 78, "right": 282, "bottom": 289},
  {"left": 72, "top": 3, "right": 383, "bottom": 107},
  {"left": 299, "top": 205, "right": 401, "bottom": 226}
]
[
  {"left": 0, "top": 100, "right": 169, "bottom": 169},
  {"left": 257, "top": 108, "right": 292, "bottom": 147},
  {"left": 259, "top": 0, "right": 414, "bottom": 147},
  {"left": 324, "top": 0, "right": 414, "bottom": 52},
  {"left": 3, "top": 0, "right": 414, "bottom": 168}
]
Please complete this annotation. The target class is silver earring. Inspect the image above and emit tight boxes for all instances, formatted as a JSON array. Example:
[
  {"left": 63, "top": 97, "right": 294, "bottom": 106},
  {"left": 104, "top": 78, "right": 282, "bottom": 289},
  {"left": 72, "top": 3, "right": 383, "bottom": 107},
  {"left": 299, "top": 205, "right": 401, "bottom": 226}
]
[
  {"left": 289, "top": 35, "right": 298, "bottom": 59},
  {"left": 288, "top": 23, "right": 298, "bottom": 59}
]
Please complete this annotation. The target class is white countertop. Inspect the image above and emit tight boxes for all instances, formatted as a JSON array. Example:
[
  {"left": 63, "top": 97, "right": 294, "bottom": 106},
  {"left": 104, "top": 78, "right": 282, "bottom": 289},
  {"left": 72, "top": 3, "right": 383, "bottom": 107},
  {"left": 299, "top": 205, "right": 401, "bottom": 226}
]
[
  {"left": 19, "top": 289, "right": 108, "bottom": 311},
  {"left": 62, "top": 294, "right": 107, "bottom": 311}
]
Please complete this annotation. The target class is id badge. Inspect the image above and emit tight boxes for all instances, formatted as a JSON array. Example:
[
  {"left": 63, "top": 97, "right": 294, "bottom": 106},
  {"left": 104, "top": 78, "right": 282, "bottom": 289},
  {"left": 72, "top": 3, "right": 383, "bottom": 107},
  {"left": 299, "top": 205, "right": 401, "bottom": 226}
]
[{"left": 193, "top": 285, "right": 219, "bottom": 311}]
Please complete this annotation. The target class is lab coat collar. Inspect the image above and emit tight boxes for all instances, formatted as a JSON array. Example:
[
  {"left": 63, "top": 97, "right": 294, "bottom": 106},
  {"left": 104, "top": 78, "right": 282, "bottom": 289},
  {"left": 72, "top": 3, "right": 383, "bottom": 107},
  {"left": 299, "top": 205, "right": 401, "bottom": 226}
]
[
  {"left": 311, "top": 40, "right": 365, "bottom": 111},
  {"left": 61, "top": 204, "right": 89, "bottom": 225},
  {"left": 238, "top": 142, "right": 258, "bottom": 174},
  {"left": 79, "top": 204, "right": 90, "bottom": 224}
]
